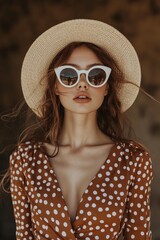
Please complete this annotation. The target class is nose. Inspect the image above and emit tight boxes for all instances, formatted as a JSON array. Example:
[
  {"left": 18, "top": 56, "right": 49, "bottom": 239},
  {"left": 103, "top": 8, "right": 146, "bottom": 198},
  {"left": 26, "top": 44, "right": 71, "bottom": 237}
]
[{"left": 76, "top": 73, "right": 89, "bottom": 90}]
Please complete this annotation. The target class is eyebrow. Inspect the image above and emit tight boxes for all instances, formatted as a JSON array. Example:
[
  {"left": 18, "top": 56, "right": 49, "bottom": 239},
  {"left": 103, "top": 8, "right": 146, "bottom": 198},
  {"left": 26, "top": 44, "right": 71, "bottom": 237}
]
[{"left": 61, "top": 63, "right": 103, "bottom": 68}]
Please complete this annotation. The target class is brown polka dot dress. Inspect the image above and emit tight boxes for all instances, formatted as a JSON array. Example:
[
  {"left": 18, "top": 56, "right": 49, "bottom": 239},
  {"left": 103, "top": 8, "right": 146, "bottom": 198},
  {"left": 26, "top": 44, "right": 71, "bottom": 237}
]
[{"left": 10, "top": 140, "right": 154, "bottom": 240}]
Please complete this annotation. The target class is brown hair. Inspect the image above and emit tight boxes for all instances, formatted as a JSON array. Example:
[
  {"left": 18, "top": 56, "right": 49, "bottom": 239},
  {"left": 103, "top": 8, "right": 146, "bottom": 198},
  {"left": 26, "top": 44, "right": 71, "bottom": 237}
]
[
  {"left": 38, "top": 42, "right": 132, "bottom": 143},
  {"left": 0, "top": 41, "right": 151, "bottom": 192}
]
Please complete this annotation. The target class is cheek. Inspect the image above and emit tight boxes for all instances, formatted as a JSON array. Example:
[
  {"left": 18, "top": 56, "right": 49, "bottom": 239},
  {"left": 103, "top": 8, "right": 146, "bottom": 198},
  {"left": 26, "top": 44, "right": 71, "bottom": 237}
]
[
  {"left": 93, "top": 87, "right": 107, "bottom": 107},
  {"left": 55, "top": 81, "right": 68, "bottom": 99},
  {"left": 55, "top": 81, "right": 64, "bottom": 93},
  {"left": 95, "top": 85, "right": 107, "bottom": 98},
  {"left": 55, "top": 81, "right": 72, "bottom": 107},
  {"left": 96, "top": 94, "right": 106, "bottom": 106}
]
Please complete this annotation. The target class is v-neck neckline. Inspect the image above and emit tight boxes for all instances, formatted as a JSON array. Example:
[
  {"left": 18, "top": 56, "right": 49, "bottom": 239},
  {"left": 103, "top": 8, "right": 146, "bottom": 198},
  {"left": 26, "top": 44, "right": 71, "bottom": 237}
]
[{"left": 39, "top": 141, "right": 121, "bottom": 227}]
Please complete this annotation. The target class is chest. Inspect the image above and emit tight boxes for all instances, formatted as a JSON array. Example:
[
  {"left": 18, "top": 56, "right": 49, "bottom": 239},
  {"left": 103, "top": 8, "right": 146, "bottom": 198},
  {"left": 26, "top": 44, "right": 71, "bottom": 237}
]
[{"left": 48, "top": 144, "right": 114, "bottom": 223}]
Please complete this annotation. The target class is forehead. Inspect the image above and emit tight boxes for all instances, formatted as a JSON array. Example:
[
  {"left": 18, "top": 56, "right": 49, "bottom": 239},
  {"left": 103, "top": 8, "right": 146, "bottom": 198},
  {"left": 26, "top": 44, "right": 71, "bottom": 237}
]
[{"left": 64, "top": 45, "right": 102, "bottom": 67}]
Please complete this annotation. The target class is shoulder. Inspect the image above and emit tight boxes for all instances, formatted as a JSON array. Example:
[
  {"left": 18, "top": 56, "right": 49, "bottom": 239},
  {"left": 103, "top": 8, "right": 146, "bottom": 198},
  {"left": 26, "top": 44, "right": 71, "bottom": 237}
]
[
  {"left": 119, "top": 139, "right": 150, "bottom": 157},
  {"left": 11, "top": 140, "right": 43, "bottom": 153},
  {"left": 9, "top": 141, "right": 43, "bottom": 166},
  {"left": 120, "top": 140, "right": 153, "bottom": 178},
  {"left": 117, "top": 139, "right": 153, "bottom": 169}
]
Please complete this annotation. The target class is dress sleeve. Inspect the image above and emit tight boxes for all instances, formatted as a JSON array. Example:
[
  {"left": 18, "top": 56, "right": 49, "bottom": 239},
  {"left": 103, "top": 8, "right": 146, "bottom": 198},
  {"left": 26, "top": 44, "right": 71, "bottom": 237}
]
[
  {"left": 10, "top": 145, "right": 34, "bottom": 240},
  {"left": 122, "top": 146, "right": 154, "bottom": 240}
]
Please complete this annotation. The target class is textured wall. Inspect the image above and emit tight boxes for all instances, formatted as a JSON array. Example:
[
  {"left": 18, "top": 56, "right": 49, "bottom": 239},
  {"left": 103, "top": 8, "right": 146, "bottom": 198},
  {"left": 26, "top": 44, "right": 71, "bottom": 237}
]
[{"left": 0, "top": 1, "right": 160, "bottom": 239}]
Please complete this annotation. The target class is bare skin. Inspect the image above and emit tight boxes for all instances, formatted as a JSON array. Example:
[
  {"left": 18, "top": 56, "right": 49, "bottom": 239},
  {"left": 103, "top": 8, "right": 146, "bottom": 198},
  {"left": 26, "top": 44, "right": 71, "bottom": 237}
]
[
  {"left": 44, "top": 142, "right": 115, "bottom": 224},
  {"left": 44, "top": 46, "right": 115, "bottom": 223}
]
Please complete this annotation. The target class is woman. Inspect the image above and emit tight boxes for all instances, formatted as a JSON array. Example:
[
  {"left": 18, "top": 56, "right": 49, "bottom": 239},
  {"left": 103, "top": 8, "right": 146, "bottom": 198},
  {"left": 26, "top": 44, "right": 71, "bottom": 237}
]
[{"left": 9, "top": 19, "right": 153, "bottom": 239}]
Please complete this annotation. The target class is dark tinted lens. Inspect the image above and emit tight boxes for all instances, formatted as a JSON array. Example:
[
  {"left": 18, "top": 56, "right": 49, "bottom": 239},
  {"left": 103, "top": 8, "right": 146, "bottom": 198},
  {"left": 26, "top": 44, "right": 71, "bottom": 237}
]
[
  {"left": 60, "top": 68, "right": 78, "bottom": 86},
  {"left": 88, "top": 68, "right": 106, "bottom": 86}
]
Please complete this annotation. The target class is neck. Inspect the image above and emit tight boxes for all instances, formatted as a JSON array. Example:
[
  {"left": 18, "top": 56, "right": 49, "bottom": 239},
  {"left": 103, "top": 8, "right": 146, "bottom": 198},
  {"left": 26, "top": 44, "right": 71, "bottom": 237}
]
[{"left": 58, "top": 110, "right": 111, "bottom": 149}]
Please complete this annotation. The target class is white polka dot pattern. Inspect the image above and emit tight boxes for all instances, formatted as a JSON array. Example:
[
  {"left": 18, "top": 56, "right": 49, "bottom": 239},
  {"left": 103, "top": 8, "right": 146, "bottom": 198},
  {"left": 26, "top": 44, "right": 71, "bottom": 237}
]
[{"left": 9, "top": 140, "right": 153, "bottom": 239}]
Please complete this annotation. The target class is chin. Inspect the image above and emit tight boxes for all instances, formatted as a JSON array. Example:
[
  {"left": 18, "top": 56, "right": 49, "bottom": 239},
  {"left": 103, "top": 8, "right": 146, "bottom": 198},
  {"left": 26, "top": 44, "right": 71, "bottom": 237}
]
[{"left": 65, "top": 108, "right": 98, "bottom": 115}]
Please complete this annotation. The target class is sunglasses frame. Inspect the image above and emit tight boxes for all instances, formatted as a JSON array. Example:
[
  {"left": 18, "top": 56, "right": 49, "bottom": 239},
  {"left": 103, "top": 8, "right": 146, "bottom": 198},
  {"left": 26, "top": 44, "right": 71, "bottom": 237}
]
[{"left": 54, "top": 65, "right": 112, "bottom": 88}]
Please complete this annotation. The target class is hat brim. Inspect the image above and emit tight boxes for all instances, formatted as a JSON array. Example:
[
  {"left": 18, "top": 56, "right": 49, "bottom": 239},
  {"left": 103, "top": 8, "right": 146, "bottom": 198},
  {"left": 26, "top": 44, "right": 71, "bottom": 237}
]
[{"left": 21, "top": 19, "right": 141, "bottom": 116}]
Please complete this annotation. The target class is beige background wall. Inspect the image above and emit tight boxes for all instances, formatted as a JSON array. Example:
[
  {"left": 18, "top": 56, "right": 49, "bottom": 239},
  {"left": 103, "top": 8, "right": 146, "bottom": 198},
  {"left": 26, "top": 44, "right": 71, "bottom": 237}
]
[{"left": 0, "top": 1, "right": 160, "bottom": 239}]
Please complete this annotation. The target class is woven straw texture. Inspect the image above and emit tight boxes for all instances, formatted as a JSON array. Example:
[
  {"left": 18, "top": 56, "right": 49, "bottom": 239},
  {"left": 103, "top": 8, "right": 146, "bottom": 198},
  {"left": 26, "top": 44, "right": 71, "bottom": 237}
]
[{"left": 21, "top": 19, "right": 141, "bottom": 116}]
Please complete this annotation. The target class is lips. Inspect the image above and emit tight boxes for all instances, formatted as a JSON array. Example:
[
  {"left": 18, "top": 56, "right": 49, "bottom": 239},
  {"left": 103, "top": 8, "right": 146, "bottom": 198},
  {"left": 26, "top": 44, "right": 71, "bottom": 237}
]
[{"left": 73, "top": 92, "right": 91, "bottom": 100}]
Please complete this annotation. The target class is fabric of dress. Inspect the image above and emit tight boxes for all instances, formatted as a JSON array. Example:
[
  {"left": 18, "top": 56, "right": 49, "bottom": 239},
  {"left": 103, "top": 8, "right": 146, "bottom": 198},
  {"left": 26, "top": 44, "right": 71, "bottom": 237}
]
[{"left": 10, "top": 140, "right": 154, "bottom": 240}]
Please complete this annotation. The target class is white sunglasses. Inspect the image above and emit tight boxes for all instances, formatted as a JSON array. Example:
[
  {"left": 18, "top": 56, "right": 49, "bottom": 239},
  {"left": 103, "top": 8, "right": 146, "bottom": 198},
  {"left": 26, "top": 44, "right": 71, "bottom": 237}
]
[{"left": 54, "top": 65, "right": 112, "bottom": 88}]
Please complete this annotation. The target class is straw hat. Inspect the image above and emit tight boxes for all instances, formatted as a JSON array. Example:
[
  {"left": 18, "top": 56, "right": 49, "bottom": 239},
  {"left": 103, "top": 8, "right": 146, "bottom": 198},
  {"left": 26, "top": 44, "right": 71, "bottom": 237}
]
[{"left": 21, "top": 19, "right": 141, "bottom": 116}]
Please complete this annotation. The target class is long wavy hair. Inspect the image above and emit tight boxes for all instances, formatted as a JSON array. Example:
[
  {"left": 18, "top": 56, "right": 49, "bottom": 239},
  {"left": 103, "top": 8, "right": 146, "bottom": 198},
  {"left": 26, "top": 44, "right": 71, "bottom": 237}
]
[
  {"left": 0, "top": 41, "right": 146, "bottom": 191},
  {"left": 25, "top": 42, "right": 134, "bottom": 143}
]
